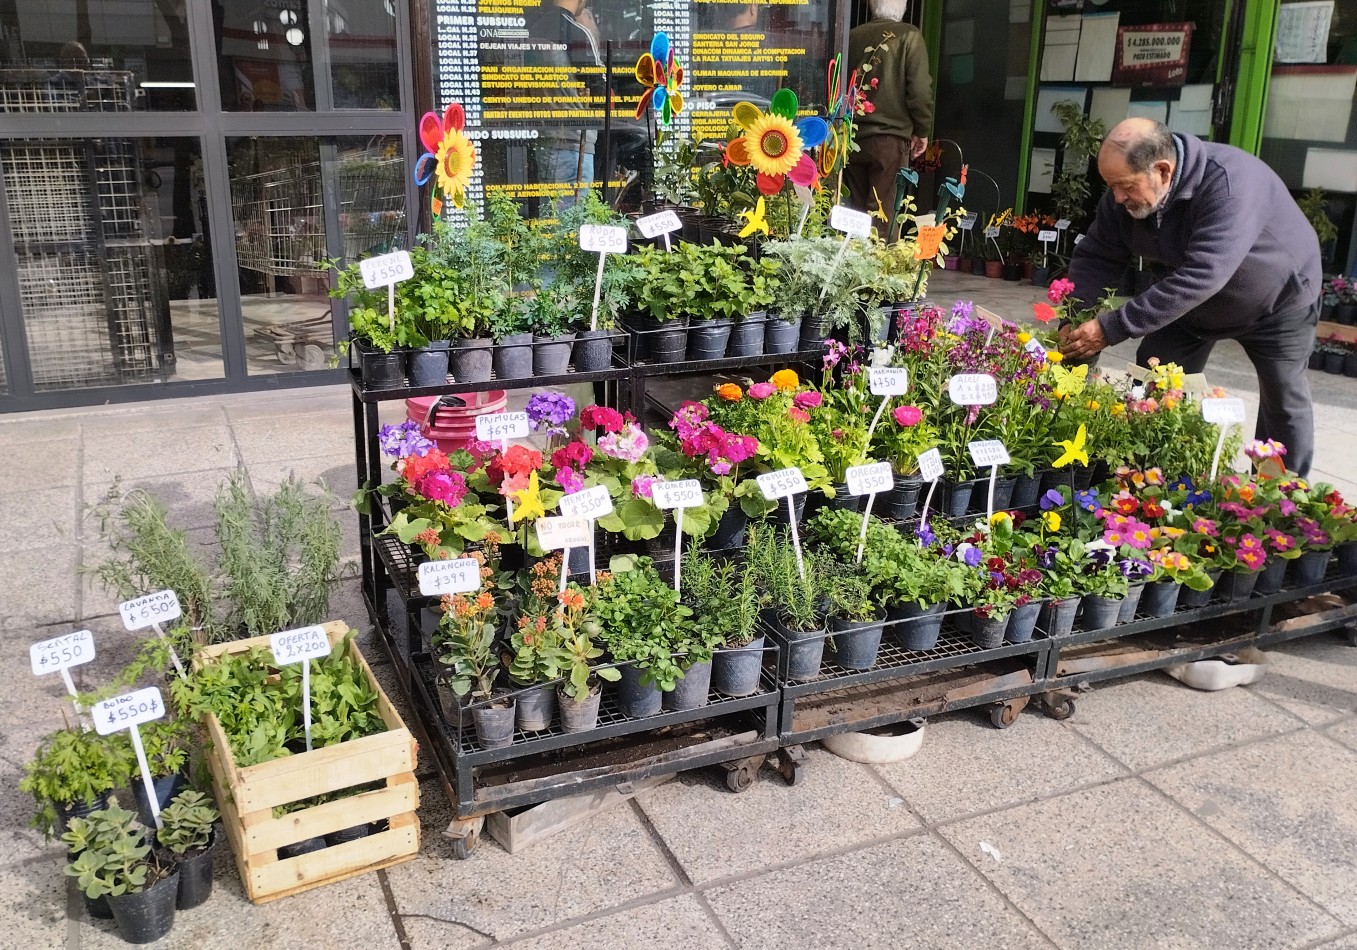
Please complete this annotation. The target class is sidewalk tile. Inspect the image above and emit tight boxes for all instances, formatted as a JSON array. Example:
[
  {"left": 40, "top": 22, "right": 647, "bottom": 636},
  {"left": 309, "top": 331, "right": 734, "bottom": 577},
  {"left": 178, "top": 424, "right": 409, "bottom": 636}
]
[
  {"left": 1327, "top": 718, "right": 1357, "bottom": 752},
  {"left": 940, "top": 779, "right": 1337, "bottom": 949},
  {"left": 1146, "top": 729, "right": 1357, "bottom": 925},
  {"left": 1250, "top": 638, "right": 1357, "bottom": 725},
  {"left": 704, "top": 833, "right": 1047, "bottom": 950},
  {"left": 0, "top": 487, "right": 79, "bottom": 552},
  {"left": 0, "top": 856, "right": 66, "bottom": 950},
  {"left": 0, "top": 545, "right": 77, "bottom": 627},
  {"left": 77, "top": 405, "right": 226, "bottom": 435},
  {"left": 471, "top": 894, "right": 726, "bottom": 950},
  {"left": 232, "top": 414, "right": 353, "bottom": 467},
  {"left": 1067, "top": 674, "right": 1299, "bottom": 770},
  {"left": 878, "top": 714, "right": 1126, "bottom": 824},
  {"left": 0, "top": 416, "right": 81, "bottom": 445},
  {"left": 246, "top": 456, "right": 358, "bottom": 502},
  {"left": 83, "top": 427, "right": 236, "bottom": 482},
  {"left": 0, "top": 721, "right": 65, "bottom": 867},
  {"left": 635, "top": 746, "right": 920, "bottom": 884},
  {"left": 13, "top": 438, "right": 79, "bottom": 488},
  {"left": 83, "top": 470, "right": 238, "bottom": 532}
]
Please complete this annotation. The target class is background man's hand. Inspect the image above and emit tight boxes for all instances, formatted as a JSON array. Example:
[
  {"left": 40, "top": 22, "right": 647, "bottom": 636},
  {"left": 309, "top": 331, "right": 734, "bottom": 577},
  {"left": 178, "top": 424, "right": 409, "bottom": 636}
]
[
  {"left": 1061, "top": 320, "right": 1109, "bottom": 362},
  {"left": 910, "top": 136, "right": 928, "bottom": 159}
]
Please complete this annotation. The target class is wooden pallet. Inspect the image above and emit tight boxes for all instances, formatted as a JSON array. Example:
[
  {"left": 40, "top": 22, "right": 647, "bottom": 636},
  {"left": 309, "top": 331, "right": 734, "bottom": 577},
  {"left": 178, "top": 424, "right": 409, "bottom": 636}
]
[{"left": 198, "top": 621, "right": 420, "bottom": 903}]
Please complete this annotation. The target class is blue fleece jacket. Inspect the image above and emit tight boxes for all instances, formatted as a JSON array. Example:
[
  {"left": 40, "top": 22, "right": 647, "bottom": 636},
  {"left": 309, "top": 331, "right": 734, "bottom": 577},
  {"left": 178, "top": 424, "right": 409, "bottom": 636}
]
[{"left": 1069, "top": 133, "right": 1322, "bottom": 345}]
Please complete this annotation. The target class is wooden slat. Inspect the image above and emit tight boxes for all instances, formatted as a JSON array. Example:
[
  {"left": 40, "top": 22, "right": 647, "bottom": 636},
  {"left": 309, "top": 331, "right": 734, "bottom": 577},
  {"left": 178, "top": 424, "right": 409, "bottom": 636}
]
[
  {"left": 233, "top": 732, "right": 416, "bottom": 814},
  {"left": 246, "top": 814, "right": 420, "bottom": 904},
  {"left": 240, "top": 773, "right": 419, "bottom": 854}
]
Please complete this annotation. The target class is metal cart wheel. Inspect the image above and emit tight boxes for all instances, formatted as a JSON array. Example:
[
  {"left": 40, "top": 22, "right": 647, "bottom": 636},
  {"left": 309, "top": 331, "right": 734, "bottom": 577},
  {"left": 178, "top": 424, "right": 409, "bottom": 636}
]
[
  {"left": 989, "top": 698, "right": 1029, "bottom": 729},
  {"left": 1343, "top": 625, "right": 1357, "bottom": 647},
  {"left": 445, "top": 815, "right": 484, "bottom": 860},
  {"left": 776, "top": 746, "right": 807, "bottom": 786},
  {"left": 1040, "top": 692, "right": 1077, "bottom": 721},
  {"left": 722, "top": 755, "right": 765, "bottom": 793}
]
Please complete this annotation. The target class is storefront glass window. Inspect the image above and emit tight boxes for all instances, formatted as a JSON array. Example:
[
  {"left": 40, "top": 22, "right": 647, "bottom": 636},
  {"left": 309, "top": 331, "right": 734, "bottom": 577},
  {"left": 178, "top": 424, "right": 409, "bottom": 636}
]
[
  {"left": 0, "top": 0, "right": 196, "bottom": 112},
  {"left": 327, "top": 0, "right": 401, "bottom": 109},
  {"left": 214, "top": 0, "right": 317, "bottom": 111},
  {"left": 1, "top": 136, "right": 224, "bottom": 392}
]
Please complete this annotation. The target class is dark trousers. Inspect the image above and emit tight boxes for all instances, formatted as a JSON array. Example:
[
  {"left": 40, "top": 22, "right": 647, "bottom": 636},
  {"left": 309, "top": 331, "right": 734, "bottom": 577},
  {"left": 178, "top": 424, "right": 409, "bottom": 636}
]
[
  {"left": 1134, "top": 302, "right": 1319, "bottom": 476},
  {"left": 844, "top": 135, "right": 911, "bottom": 236}
]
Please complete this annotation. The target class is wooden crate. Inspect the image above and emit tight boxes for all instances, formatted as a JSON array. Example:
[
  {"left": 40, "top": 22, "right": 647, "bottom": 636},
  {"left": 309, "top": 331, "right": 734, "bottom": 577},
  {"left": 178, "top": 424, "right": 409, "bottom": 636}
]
[{"left": 197, "top": 621, "right": 420, "bottom": 903}]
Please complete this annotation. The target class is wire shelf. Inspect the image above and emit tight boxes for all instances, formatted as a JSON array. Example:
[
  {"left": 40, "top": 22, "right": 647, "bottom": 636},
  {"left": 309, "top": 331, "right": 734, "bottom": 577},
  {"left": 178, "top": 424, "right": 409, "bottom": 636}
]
[{"left": 0, "top": 68, "right": 135, "bottom": 113}]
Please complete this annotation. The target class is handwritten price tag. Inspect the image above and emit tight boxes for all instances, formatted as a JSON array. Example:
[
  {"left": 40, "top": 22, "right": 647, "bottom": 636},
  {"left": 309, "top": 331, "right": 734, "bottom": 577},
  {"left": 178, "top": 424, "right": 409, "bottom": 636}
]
[
  {"left": 536, "top": 516, "right": 593, "bottom": 551},
  {"left": 359, "top": 250, "right": 413, "bottom": 290},
  {"left": 475, "top": 411, "right": 529, "bottom": 442},
  {"left": 948, "top": 374, "right": 998, "bottom": 406},
  {"left": 868, "top": 366, "right": 909, "bottom": 396},
  {"left": 918, "top": 448, "right": 945, "bottom": 483},
  {"left": 418, "top": 557, "right": 482, "bottom": 596},
  {"left": 983, "top": 226, "right": 1000, "bottom": 239},
  {"left": 968, "top": 439, "right": 1011, "bottom": 467},
  {"left": 1038, "top": 229, "right": 1058, "bottom": 243},
  {"left": 757, "top": 467, "right": 808, "bottom": 500},
  {"left": 958, "top": 212, "right": 978, "bottom": 230},
  {"left": 94, "top": 687, "right": 164, "bottom": 736},
  {"left": 846, "top": 461, "right": 893, "bottom": 497},
  {"left": 119, "top": 590, "right": 182, "bottom": 631},
  {"left": 830, "top": 205, "right": 873, "bottom": 238},
  {"left": 1201, "top": 397, "right": 1246, "bottom": 425},
  {"left": 636, "top": 210, "right": 682, "bottom": 239},
  {"left": 1025, "top": 338, "right": 1048, "bottom": 358},
  {"left": 651, "top": 479, "right": 703, "bottom": 510},
  {"left": 1074, "top": 233, "right": 1085, "bottom": 245},
  {"left": 1056, "top": 219, "right": 1071, "bottom": 230},
  {"left": 579, "top": 224, "right": 628, "bottom": 254},
  {"left": 30, "top": 630, "right": 95, "bottom": 676},
  {"left": 269, "top": 626, "right": 332, "bottom": 665},
  {"left": 559, "top": 484, "right": 614, "bottom": 520}
]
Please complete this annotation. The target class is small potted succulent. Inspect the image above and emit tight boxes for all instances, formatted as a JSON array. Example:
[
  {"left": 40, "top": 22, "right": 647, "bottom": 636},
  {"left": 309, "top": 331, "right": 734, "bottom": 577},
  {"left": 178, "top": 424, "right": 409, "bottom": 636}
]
[
  {"left": 156, "top": 789, "right": 220, "bottom": 910},
  {"left": 64, "top": 802, "right": 179, "bottom": 943}
]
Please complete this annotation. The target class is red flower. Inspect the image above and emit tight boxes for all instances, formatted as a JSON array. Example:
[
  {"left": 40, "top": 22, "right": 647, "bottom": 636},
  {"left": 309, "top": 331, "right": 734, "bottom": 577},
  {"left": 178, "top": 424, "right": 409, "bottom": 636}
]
[
  {"left": 1032, "top": 303, "right": 1057, "bottom": 323},
  {"left": 551, "top": 440, "right": 593, "bottom": 471},
  {"left": 581, "top": 404, "right": 625, "bottom": 434},
  {"left": 788, "top": 407, "right": 810, "bottom": 424}
]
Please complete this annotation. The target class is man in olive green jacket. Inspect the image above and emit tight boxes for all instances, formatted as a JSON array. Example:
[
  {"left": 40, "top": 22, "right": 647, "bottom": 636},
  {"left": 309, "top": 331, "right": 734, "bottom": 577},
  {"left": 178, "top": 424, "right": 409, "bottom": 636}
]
[{"left": 845, "top": 0, "right": 934, "bottom": 231}]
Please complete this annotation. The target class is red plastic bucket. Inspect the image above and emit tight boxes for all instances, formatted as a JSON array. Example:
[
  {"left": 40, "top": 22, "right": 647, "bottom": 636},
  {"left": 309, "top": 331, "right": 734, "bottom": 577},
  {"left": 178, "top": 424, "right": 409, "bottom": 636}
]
[{"left": 406, "top": 391, "right": 508, "bottom": 453}]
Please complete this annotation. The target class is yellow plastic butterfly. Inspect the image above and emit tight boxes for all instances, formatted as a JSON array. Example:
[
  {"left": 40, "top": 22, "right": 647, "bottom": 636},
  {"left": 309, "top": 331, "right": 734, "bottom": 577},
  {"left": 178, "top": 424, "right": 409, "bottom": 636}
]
[
  {"left": 510, "top": 471, "right": 547, "bottom": 523},
  {"left": 738, "top": 197, "right": 770, "bottom": 238},
  {"left": 1050, "top": 362, "right": 1089, "bottom": 399}
]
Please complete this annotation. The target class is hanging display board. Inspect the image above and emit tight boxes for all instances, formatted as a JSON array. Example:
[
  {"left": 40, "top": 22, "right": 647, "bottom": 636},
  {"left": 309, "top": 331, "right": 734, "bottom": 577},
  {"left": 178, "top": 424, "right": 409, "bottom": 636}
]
[
  {"left": 1111, "top": 23, "right": 1194, "bottom": 87},
  {"left": 431, "top": 0, "right": 839, "bottom": 212}
]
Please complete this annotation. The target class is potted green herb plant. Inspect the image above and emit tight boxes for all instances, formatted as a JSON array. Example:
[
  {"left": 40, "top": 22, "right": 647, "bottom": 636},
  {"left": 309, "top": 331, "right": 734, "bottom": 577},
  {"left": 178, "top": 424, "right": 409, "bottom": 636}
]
[
  {"left": 437, "top": 590, "right": 513, "bottom": 749},
  {"left": 628, "top": 244, "right": 691, "bottom": 364},
  {"left": 21, "top": 726, "right": 132, "bottom": 840},
  {"left": 156, "top": 789, "right": 219, "bottom": 910},
  {"left": 552, "top": 629, "right": 620, "bottom": 732},
  {"left": 529, "top": 284, "right": 580, "bottom": 375},
  {"left": 823, "top": 564, "right": 885, "bottom": 670},
  {"left": 64, "top": 803, "right": 178, "bottom": 943},
  {"left": 489, "top": 297, "right": 536, "bottom": 379},
  {"left": 729, "top": 252, "right": 780, "bottom": 357},
  {"left": 747, "top": 523, "right": 825, "bottom": 680},
  {"left": 683, "top": 548, "right": 764, "bottom": 696},
  {"left": 129, "top": 718, "right": 191, "bottom": 830},
  {"left": 328, "top": 263, "right": 423, "bottom": 389}
]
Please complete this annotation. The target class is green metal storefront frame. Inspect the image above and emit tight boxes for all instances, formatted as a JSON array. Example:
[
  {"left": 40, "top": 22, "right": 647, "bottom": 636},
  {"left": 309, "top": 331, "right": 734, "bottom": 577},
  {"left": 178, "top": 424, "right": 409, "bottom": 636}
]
[{"left": 1229, "top": 0, "right": 1280, "bottom": 153}]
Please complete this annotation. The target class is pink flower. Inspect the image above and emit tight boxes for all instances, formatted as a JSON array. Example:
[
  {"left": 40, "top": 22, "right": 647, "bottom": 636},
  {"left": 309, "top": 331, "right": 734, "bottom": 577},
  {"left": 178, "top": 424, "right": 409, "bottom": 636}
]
[
  {"left": 632, "top": 474, "right": 657, "bottom": 499},
  {"left": 893, "top": 405, "right": 923, "bottom": 427},
  {"left": 413, "top": 470, "right": 468, "bottom": 507},
  {"left": 598, "top": 423, "right": 649, "bottom": 463},
  {"left": 1047, "top": 278, "right": 1075, "bottom": 304},
  {"left": 721, "top": 433, "right": 758, "bottom": 465},
  {"left": 748, "top": 382, "right": 776, "bottom": 400},
  {"left": 793, "top": 391, "right": 823, "bottom": 411},
  {"left": 1191, "top": 517, "right": 1219, "bottom": 537},
  {"left": 557, "top": 466, "right": 586, "bottom": 494},
  {"left": 788, "top": 407, "right": 810, "bottom": 424}
]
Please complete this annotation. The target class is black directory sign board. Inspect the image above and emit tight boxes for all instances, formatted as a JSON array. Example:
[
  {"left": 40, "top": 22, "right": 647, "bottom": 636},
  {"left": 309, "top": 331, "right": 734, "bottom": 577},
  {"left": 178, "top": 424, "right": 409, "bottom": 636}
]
[{"left": 431, "top": 0, "right": 839, "bottom": 213}]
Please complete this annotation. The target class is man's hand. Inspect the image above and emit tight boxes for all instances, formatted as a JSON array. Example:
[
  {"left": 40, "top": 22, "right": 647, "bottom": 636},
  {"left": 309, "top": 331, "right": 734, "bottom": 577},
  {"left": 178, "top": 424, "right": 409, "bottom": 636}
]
[
  {"left": 910, "top": 136, "right": 928, "bottom": 159},
  {"left": 1060, "top": 320, "right": 1108, "bottom": 362}
]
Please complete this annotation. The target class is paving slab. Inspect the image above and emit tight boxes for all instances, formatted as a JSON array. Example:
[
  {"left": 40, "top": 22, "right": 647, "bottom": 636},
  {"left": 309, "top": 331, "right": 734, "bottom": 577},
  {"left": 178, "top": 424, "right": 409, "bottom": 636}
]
[
  {"left": 82, "top": 428, "right": 237, "bottom": 483},
  {"left": 1326, "top": 717, "right": 1357, "bottom": 752},
  {"left": 83, "top": 469, "right": 240, "bottom": 533},
  {"left": 875, "top": 713, "right": 1127, "bottom": 824},
  {"left": 476, "top": 893, "right": 728, "bottom": 950},
  {"left": 0, "top": 855, "right": 67, "bottom": 950},
  {"left": 232, "top": 413, "right": 354, "bottom": 467},
  {"left": 941, "top": 778, "right": 1339, "bottom": 949},
  {"left": 1310, "top": 933, "right": 1357, "bottom": 949},
  {"left": 1067, "top": 673, "right": 1301, "bottom": 771},
  {"left": 0, "top": 486, "right": 80, "bottom": 552},
  {"left": 245, "top": 456, "right": 358, "bottom": 504},
  {"left": 224, "top": 387, "right": 349, "bottom": 422},
  {"left": 635, "top": 745, "right": 921, "bottom": 885},
  {"left": 0, "top": 416, "right": 82, "bottom": 445},
  {"left": 704, "top": 833, "right": 1048, "bottom": 950},
  {"left": 0, "top": 721, "right": 68, "bottom": 868},
  {"left": 1146, "top": 729, "right": 1357, "bottom": 925},
  {"left": 76, "top": 405, "right": 227, "bottom": 436},
  {"left": 1250, "top": 637, "right": 1357, "bottom": 725},
  {"left": 382, "top": 796, "right": 680, "bottom": 945},
  {"left": 10, "top": 437, "right": 80, "bottom": 489},
  {"left": 0, "top": 545, "right": 79, "bottom": 627}
]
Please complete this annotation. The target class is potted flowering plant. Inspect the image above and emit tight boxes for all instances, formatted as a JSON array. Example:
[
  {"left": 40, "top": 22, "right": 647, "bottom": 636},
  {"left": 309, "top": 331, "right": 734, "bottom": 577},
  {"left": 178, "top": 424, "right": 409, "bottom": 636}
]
[
  {"left": 505, "top": 555, "right": 571, "bottom": 731},
  {"left": 656, "top": 398, "right": 761, "bottom": 547},
  {"left": 873, "top": 525, "right": 978, "bottom": 649},
  {"left": 437, "top": 589, "right": 514, "bottom": 750},
  {"left": 575, "top": 405, "right": 667, "bottom": 543}
]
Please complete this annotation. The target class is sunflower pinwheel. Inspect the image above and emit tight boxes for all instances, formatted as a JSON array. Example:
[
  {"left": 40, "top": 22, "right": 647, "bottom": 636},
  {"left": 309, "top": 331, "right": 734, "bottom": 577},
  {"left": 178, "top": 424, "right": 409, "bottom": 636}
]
[
  {"left": 414, "top": 102, "right": 476, "bottom": 215},
  {"left": 818, "top": 54, "right": 859, "bottom": 176},
  {"left": 634, "top": 33, "right": 684, "bottom": 124},
  {"left": 723, "top": 88, "right": 828, "bottom": 196}
]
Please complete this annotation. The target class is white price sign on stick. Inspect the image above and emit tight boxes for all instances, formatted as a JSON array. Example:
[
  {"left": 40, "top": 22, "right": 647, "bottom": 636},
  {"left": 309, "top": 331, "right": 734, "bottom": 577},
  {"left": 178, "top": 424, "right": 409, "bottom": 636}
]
[
  {"left": 558, "top": 484, "right": 614, "bottom": 520},
  {"left": 958, "top": 212, "right": 978, "bottom": 230},
  {"left": 829, "top": 205, "right": 873, "bottom": 238},
  {"left": 651, "top": 479, "right": 702, "bottom": 510},
  {"left": 1025, "top": 337, "right": 1048, "bottom": 359},
  {"left": 418, "top": 558, "right": 482, "bottom": 597},
  {"left": 1038, "top": 229, "right": 1058, "bottom": 243},
  {"left": 119, "top": 590, "right": 181, "bottom": 631},
  {"left": 983, "top": 226, "right": 1000, "bottom": 239},
  {"left": 578, "top": 224, "right": 629, "bottom": 254},
  {"left": 1201, "top": 397, "right": 1247, "bottom": 425},
  {"left": 94, "top": 686, "right": 167, "bottom": 828},
  {"left": 1055, "top": 219, "right": 1071, "bottom": 230},
  {"left": 359, "top": 250, "right": 413, "bottom": 290},
  {"left": 868, "top": 367, "right": 909, "bottom": 396},
  {"left": 636, "top": 209, "right": 682, "bottom": 239},
  {"left": 270, "top": 626, "right": 332, "bottom": 754},
  {"left": 917, "top": 448, "right": 945, "bottom": 483},
  {"left": 948, "top": 374, "right": 998, "bottom": 405},
  {"left": 846, "top": 461, "right": 893, "bottom": 497},
  {"left": 475, "top": 411, "right": 529, "bottom": 442},
  {"left": 757, "top": 467, "right": 808, "bottom": 500},
  {"left": 535, "top": 516, "right": 593, "bottom": 552},
  {"left": 30, "top": 629, "right": 95, "bottom": 677},
  {"left": 968, "top": 439, "right": 1011, "bottom": 468}
]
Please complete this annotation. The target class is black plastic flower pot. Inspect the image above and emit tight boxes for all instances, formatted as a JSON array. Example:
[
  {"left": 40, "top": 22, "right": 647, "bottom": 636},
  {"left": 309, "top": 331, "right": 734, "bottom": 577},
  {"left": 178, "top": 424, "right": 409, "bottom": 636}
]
[
  {"left": 1117, "top": 583, "right": 1146, "bottom": 622},
  {"left": 1080, "top": 594, "right": 1124, "bottom": 631},
  {"left": 174, "top": 834, "right": 218, "bottom": 910},
  {"left": 1038, "top": 595, "right": 1081, "bottom": 637},
  {"left": 408, "top": 341, "right": 451, "bottom": 387},
  {"left": 648, "top": 318, "right": 690, "bottom": 364},
  {"left": 1345, "top": 353, "right": 1357, "bottom": 378},
  {"left": 879, "top": 475, "right": 923, "bottom": 520},
  {"left": 1005, "top": 599, "right": 1044, "bottom": 643},
  {"left": 943, "top": 479, "right": 978, "bottom": 518},
  {"left": 1030, "top": 265, "right": 1052, "bottom": 288},
  {"left": 472, "top": 698, "right": 516, "bottom": 749},
  {"left": 1324, "top": 352, "right": 1346, "bottom": 374},
  {"left": 860, "top": 305, "right": 891, "bottom": 345},
  {"left": 616, "top": 664, "right": 663, "bottom": 717},
  {"left": 278, "top": 836, "right": 328, "bottom": 859},
  {"left": 1321, "top": 302, "right": 1335, "bottom": 321},
  {"left": 108, "top": 869, "right": 179, "bottom": 945},
  {"left": 1337, "top": 542, "right": 1357, "bottom": 576},
  {"left": 826, "top": 482, "right": 867, "bottom": 514},
  {"left": 532, "top": 332, "right": 576, "bottom": 376},
  {"left": 515, "top": 684, "right": 557, "bottom": 732},
  {"left": 798, "top": 312, "right": 827, "bottom": 352},
  {"left": 573, "top": 328, "right": 614, "bottom": 371},
  {"left": 1254, "top": 556, "right": 1288, "bottom": 594},
  {"left": 450, "top": 337, "right": 494, "bottom": 382},
  {"left": 493, "top": 332, "right": 535, "bottom": 379},
  {"left": 712, "top": 635, "right": 765, "bottom": 697},
  {"left": 970, "top": 611, "right": 1009, "bottom": 649},
  {"left": 1178, "top": 571, "right": 1220, "bottom": 609},
  {"left": 58, "top": 790, "right": 112, "bottom": 836},
  {"left": 686, "top": 318, "right": 733, "bottom": 361},
  {"left": 84, "top": 891, "right": 114, "bottom": 920},
  {"left": 325, "top": 823, "right": 372, "bottom": 847},
  {"left": 727, "top": 314, "right": 767, "bottom": 356},
  {"left": 355, "top": 341, "right": 405, "bottom": 390},
  {"left": 704, "top": 505, "right": 748, "bottom": 550},
  {"left": 888, "top": 601, "right": 946, "bottom": 650},
  {"left": 1290, "top": 549, "right": 1331, "bottom": 586},
  {"left": 1308, "top": 349, "right": 1325, "bottom": 370},
  {"left": 968, "top": 475, "right": 1016, "bottom": 513},
  {"left": 827, "top": 615, "right": 884, "bottom": 670},
  {"left": 664, "top": 659, "right": 712, "bottom": 710},
  {"left": 132, "top": 772, "right": 189, "bottom": 830},
  {"left": 763, "top": 315, "right": 799, "bottom": 354},
  {"left": 1140, "top": 580, "right": 1182, "bottom": 617},
  {"left": 1336, "top": 302, "right": 1357, "bottom": 325},
  {"left": 1001, "top": 262, "right": 1023, "bottom": 281},
  {"left": 1010, "top": 472, "right": 1043, "bottom": 509},
  {"left": 766, "top": 492, "right": 808, "bottom": 526},
  {"left": 780, "top": 622, "right": 826, "bottom": 681},
  {"left": 970, "top": 256, "right": 987, "bottom": 276},
  {"left": 557, "top": 687, "right": 602, "bottom": 733},
  {"left": 1214, "top": 567, "right": 1260, "bottom": 602}
]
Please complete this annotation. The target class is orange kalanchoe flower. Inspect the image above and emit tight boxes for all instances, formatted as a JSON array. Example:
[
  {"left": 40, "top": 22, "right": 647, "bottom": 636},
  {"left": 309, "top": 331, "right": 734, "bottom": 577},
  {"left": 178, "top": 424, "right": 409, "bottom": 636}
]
[{"left": 715, "top": 383, "right": 743, "bottom": 402}]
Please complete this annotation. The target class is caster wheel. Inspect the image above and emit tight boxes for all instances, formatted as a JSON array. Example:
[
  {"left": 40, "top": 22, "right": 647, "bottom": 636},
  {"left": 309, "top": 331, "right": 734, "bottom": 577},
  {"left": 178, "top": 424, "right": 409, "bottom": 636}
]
[
  {"left": 1344, "top": 626, "right": 1357, "bottom": 647},
  {"left": 726, "top": 766, "right": 757, "bottom": 793},
  {"left": 451, "top": 830, "right": 478, "bottom": 860},
  {"left": 990, "top": 702, "right": 1020, "bottom": 729},
  {"left": 1043, "top": 696, "right": 1075, "bottom": 721},
  {"left": 780, "top": 762, "right": 804, "bottom": 786}
]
